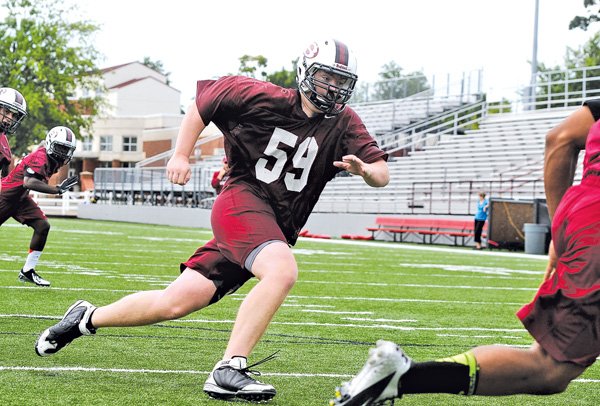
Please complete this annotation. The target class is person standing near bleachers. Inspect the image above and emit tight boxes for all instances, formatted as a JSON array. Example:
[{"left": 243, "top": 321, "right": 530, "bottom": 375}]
[
  {"left": 330, "top": 99, "right": 600, "bottom": 405},
  {"left": 473, "top": 191, "right": 489, "bottom": 250}
]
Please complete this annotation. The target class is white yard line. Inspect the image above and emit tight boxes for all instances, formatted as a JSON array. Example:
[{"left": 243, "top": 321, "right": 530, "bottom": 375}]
[
  {"left": 0, "top": 365, "right": 597, "bottom": 384},
  {"left": 299, "top": 237, "right": 548, "bottom": 260},
  {"left": 0, "top": 313, "right": 527, "bottom": 332}
]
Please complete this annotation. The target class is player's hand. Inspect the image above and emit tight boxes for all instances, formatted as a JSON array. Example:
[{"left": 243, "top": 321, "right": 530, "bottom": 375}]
[
  {"left": 543, "top": 240, "right": 557, "bottom": 282},
  {"left": 333, "top": 155, "right": 367, "bottom": 177},
  {"left": 57, "top": 175, "right": 78, "bottom": 195},
  {"left": 166, "top": 153, "right": 191, "bottom": 185}
]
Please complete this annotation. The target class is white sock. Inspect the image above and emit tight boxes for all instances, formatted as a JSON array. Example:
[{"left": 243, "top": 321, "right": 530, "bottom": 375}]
[{"left": 23, "top": 250, "right": 42, "bottom": 271}]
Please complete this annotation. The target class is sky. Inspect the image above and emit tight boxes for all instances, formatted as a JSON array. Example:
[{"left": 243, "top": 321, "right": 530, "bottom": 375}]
[{"left": 10, "top": 1, "right": 598, "bottom": 104}]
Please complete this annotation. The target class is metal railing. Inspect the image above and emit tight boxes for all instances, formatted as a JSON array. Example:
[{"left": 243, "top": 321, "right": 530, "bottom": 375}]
[
  {"left": 93, "top": 165, "right": 217, "bottom": 207},
  {"left": 30, "top": 191, "right": 92, "bottom": 216},
  {"left": 135, "top": 133, "right": 224, "bottom": 168}
]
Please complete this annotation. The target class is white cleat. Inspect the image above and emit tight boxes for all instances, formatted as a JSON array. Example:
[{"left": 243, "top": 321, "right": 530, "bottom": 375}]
[{"left": 330, "top": 340, "right": 411, "bottom": 406}]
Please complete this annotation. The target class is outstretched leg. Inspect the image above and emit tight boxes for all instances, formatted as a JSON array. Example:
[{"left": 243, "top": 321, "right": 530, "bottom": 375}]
[
  {"left": 91, "top": 268, "right": 216, "bottom": 327},
  {"left": 472, "top": 343, "right": 585, "bottom": 395},
  {"left": 331, "top": 341, "right": 587, "bottom": 405},
  {"left": 35, "top": 269, "right": 216, "bottom": 355}
]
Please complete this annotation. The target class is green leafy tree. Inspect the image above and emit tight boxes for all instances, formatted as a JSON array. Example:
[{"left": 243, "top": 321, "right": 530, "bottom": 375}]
[
  {"left": 142, "top": 57, "right": 171, "bottom": 85},
  {"left": 534, "top": 31, "right": 600, "bottom": 108},
  {"left": 236, "top": 54, "right": 297, "bottom": 88},
  {"left": 238, "top": 55, "right": 269, "bottom": 80},
  {"left": 266, "top": 58, "right": 298, "bottom": 88},
  {"left": 372, "top": 61, "right": 429, "bottom": 101},
  {"left": 0, "top": 0, "right": 103, "bottom": 155},
  {"left": 570, "top": 0, "right": 600, "bottom": 31}
]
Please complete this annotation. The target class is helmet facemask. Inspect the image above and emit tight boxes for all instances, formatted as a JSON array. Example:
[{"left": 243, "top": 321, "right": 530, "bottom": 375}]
[
  {"left": 0, "top": 105, "right": 26, "bottom": 134},
  {"left": 47, "top": 141, "right": 75, "bottom": 164},
  {"left": 45, "top": 126, "right": 77, "bottom": 165},
  {"left": 297, "top": 39, "right": 358, "bottom": 117},
  {"left": 301, "top": 63, "right": 357, "bottom": 116},
  {"left": 0, "top": 88, "right": 27, "bottom": 134}
]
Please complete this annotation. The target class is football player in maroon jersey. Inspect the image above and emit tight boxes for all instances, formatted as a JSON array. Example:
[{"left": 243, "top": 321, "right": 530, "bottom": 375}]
[
  {"left": 35, "top": 38, "right": 389, "bottom": 402},
  {"left": 1, "top": 126, "right": 78, "bottom": 287},
  {"left": 210, "top": 156, "right": 229, "bottom": 195},
  {"left": 330, "top": 101, "right": 600, "bottom": 405},
  {"left": 0, "top": 87, "right": 28, "bottom": 188}
]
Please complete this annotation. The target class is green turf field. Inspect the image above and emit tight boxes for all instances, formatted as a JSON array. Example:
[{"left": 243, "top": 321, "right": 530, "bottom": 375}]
[{"left": 1, "top": 218, "right": 598, "bottom": 405}]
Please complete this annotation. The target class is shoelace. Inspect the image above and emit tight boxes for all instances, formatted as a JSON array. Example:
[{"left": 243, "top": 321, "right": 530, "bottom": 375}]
[{"left": 239, "top": 350, "right": 280, "bottom": 377}]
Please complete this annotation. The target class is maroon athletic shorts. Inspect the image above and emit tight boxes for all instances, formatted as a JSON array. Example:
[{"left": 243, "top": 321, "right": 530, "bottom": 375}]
[
  {"left": 181, "top": 181, "right": 286, "bottom": 304},
  {"left": 517, "top": 176, "right": 600, "bottom": 367},
  {"left": 0, "top": 195, "right": 47, "bottom": 226}
]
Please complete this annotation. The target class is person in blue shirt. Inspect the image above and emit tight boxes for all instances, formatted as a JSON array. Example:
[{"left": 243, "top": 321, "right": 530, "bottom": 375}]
[{"left": 473, "top": 191, "right": 489, "bottom": 249}]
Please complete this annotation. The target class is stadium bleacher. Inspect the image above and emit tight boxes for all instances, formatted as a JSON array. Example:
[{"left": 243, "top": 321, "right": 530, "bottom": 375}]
[{"left": 314, "top": 106, "right": 580, "bottom": 216}]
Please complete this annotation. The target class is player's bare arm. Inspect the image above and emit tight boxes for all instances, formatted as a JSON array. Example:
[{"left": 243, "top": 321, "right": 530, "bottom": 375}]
[
  {"left": 544, "top": 106, "right": 592, "bottom": 219},
  {"left": 334, "top": 155, "right": 389, "bottom": 187},
  {"left": 23, "top": 176, "right": 62, "bottom": 194},
  {"left": 542, "top": 106, "right": 594, "bottom": 281},
  {"left": 166, "top": 103, "right": 207, "bottom": 185}
]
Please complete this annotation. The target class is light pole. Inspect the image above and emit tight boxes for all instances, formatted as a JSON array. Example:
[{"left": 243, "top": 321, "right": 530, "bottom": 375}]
[{"left": 529, "top": 0, "right": 540, "bottom": 109}]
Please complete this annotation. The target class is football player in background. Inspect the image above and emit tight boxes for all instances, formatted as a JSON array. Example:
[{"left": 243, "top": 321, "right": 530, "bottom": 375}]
[
  {"left": 0, "top": 126, "right": 78, "bottom": 287},
  {"left": 330, "top": 100, "right": 600, "bottom": 405},
  {"left": 35, "top": 38, "right": 389, "bottom": 403},
  {"left": 0, "top": 87, "right": 28, "bottom": 189},
  {"left": 210, "top": 156, "right": 230, "bottom": 195}
]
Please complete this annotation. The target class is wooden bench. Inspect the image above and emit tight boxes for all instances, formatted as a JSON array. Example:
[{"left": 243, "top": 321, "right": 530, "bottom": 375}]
[{"left": 367, "top": 217, "right": 487, "bottom": 246}]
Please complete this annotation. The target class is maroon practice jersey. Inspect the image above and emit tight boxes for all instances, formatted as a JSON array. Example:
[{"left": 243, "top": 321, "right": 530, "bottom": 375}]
[
  {"left": 1, "top": 146, "right": 60, "bottom": 201},
  {"left": 0, "top": 133, "right": 11, "bottom": 174},
  {"left": 583, "top": 99, "right": 600, "bottom": 175},
  {"left": 196, "top": 76, "right": 387, "bottom": 243}
]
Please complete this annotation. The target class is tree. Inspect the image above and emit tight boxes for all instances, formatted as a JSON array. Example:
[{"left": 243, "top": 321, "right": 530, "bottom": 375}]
[
  {"left": 236, "top": 54, "right": 297, "bottom": 88},
  {"left": 238, "top": 55, "right": 269, "bottom": 80},
  {"left": 0, "top": 0, "right": 103, "bottom": 155},
  {"left": 142, "top": 57, "right": 171, "bottom": 85},
  {"left": 371, "top": 61, "right": 429, "bottom": 101},
  {"left": 570, "top": 0, "right": 600, "bottom": 31},
  {"left": 266, "top": 58, "right": 298, "bottom": 89},
  {"left": 534, "top": 31, "right": 600, "bottom": 108}
]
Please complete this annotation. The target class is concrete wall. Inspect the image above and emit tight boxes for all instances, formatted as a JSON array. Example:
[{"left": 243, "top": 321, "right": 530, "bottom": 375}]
[{"left": 77, "top": 204, "right": 379, "bottom": 238}]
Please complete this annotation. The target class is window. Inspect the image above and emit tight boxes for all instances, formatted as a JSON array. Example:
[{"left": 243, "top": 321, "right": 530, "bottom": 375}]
[
  {"left": 100, "top": 136, "right": 113, "bottom": 151},
  {"left": 121, "top": 162, "right": 135, "bottom": 168},
  {"left": 98, "top": 161, "right": 112, "bottom": 168},
  {"left": 82, "top": 136, "right": 93, "bottom": 152},
  {"left": 123, "top": 136, "right": 138, "bottom": 152}
]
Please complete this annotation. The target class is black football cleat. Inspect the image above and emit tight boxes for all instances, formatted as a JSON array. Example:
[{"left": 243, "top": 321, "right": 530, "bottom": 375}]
[
  {"left": 18, "top": 268, "right": 51, "bottom": 287},
  {"left": 35, "top": 300, "right": 97, "bottom": 356},
  {"left": 204, "top": 352, "right": 278, "bottom": 402}
]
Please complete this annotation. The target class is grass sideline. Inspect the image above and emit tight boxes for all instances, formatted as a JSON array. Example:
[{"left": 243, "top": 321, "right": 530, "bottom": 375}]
[{"left": 0, "top": 217, "right": 598, "bottom": 405}]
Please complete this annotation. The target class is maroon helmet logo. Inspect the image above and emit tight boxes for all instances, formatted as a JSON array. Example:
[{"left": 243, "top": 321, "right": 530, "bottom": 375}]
[{"left": 304, "top": 42, "right": 319, "bottom": 59}]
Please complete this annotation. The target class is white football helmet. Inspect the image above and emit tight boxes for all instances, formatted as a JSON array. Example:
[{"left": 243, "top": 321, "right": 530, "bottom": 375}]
[
  {"left": 46, "top": 126, "right": 77, "bottom": 164},
  {"left": 0, "top": 87, "right": 27, "bottom": 134},
  {"left": 297, "top": 39, "right": 358, "bottom": 116}
]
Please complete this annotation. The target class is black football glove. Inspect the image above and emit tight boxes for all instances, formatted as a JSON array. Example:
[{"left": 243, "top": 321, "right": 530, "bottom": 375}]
[{"left": 57, "top": 175, "right": 78, "bottom": 195}]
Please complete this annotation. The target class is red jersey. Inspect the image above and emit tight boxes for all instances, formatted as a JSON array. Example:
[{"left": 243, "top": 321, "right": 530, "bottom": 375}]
[
  {"left": 583, "top": 99, "right": 600, "bottom": 176},
  {"left": 196, "top": 76, "right": 387, "bottom": 243},
  {"left": 0, "top": 133, "right": 11, "bottom": 172},
  {"left": 0, "top": 146, "right": 60, "bottom": 201}
]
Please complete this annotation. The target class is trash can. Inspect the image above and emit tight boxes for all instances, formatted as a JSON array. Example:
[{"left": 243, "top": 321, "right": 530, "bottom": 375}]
[{"left": 523, "top": 223, "right": 548, "bottom": 255}]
